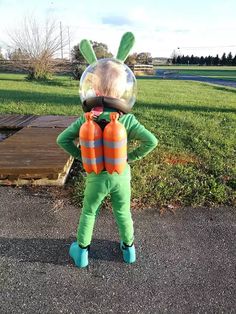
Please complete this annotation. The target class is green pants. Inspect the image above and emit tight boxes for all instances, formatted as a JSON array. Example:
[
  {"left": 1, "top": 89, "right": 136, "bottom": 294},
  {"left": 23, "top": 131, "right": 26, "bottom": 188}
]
[{"left": 77, "top": 167, "right": 134, "bottom": 247}]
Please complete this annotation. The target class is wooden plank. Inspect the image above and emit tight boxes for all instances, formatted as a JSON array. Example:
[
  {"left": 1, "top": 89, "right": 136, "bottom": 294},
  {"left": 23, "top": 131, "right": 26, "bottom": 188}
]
[
  {"left": 0, "top": 114, "right": 37, "bottom": 128},
  {"left": 0, "top": 115, "right": 81, "bottom": 185},
  {"left": 28, "top": 115, "right": 78, "bottom": 128},
  {"left": 0, "top": 127, "right": 75, "bottom": 185}
]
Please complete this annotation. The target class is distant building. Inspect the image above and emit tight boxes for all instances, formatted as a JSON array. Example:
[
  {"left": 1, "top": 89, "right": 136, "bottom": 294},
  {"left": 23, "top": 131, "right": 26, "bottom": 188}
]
[{"left": 152, "top": 57, "right": 171, "bottom": 66}]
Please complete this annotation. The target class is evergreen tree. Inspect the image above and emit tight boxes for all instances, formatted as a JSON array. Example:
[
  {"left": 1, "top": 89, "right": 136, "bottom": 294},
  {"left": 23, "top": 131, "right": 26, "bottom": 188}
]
[
  {"left": 213, "top": 54, "right": 220, "bottom": 66},
  {"left": 221, "top": 53, "right": 227, "bottom": 66},
  {"left": 232, "top": 54, "right": 236, "bottom": 66},
  {"left": 226, "top": 52, "right": 233, "bottom": 66},
  {"left": 199, "top": 56, "right": 205, "bottom": 66},
  {"left": 190, "top": 54, "right": 195, "bottom": 65},
  {"left": 195, "top": 56, "right": 200, "bottom": 65}
]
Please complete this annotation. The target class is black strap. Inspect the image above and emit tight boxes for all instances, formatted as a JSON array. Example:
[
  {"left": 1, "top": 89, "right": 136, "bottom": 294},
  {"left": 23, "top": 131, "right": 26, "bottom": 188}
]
[
  {"left": 95, "top": 119, "right": 110, "bottom": 131},
  {"left": 82, "top": 96, "right": 130, "bottom": 113}
]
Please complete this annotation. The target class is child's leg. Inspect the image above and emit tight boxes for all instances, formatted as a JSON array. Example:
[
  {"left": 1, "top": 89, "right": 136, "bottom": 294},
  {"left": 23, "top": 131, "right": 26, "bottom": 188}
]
[
  {"left": 110, "top": 178, "right": 134, "bottom": 246},
  {"left": 77, "top": 177, "right": 109, "bottom": 247}
]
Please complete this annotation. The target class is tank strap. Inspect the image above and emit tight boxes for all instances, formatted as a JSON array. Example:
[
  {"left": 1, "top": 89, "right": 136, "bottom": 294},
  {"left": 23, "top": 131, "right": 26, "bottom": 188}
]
[
  {"left": 95, "top": 119, "right": 110, "bottom": 131},
  {"left": 94, "top": 111, "right": 122, "bottom": 131}
]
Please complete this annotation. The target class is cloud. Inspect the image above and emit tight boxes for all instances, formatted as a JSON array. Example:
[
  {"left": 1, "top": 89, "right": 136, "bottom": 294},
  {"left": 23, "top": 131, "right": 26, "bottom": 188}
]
[{"left": 102, "top": 15, "right": 132, "bottom": 26}]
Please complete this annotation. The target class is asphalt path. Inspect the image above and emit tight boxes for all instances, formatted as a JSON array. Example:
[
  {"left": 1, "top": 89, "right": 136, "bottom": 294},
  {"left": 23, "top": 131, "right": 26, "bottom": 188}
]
[
  {"left": 0, "top": 186, "right": 235, "bottom": 314},
  {"left": 174, "top": 75, "right": 236, "bottom": 88},
  {"left": 154, "top": 71, "right": 236, "bottom": 88}
]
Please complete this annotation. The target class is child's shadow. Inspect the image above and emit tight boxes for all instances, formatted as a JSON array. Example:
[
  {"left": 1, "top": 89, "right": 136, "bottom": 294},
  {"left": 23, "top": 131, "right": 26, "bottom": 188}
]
[
  {"left": 90, "top": 238, "right": 122, "bottom": 263},
  {"left": 0, "top": 237, "right": 122, "bottom": 266}
]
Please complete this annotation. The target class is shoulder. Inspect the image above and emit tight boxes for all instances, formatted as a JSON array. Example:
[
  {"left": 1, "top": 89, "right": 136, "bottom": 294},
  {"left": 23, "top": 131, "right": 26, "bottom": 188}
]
[
  {"left": 119, "top": 113, "right": 142, "bottom": 135},
  {"left": 119, "top": 113, "right": 138, "bottom": 124}
]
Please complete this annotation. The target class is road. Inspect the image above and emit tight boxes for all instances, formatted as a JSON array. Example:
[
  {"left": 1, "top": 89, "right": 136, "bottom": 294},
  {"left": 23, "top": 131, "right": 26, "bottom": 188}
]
[
  {"left": 155, "top": 70, "right": 236, "bottom": 88},
  {"left": 0, "top": 186, "right": 235, "bottom": 313},
  {"left": 174, "top": 75, "right": 236, "bottom": 88}
]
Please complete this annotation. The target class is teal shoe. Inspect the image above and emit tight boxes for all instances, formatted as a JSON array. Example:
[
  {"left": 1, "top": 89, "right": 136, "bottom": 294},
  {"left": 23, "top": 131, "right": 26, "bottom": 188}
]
[
  {"left": 120, "top": 241, "right": 136, "bottom": 264},
  {"left": 69, "top": 242, "right": 89, "bottom": 268}
]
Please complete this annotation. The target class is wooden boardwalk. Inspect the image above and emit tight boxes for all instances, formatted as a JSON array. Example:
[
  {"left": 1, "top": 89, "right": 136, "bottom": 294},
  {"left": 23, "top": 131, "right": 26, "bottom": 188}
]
[
  {"left": 0, "top": 115, "right": 78, "bottom": 186},
  {"left": 0, "top": 114, "right": 37, "bottom": 128}
]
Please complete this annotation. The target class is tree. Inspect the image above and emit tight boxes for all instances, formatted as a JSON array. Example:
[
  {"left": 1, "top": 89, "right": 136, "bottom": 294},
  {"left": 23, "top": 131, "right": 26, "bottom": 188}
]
[
  {"left": 176, "top": 55, "right": 181, "bottom": 64},
  {"left": 232, "top": 54, "right": 236, "bottom": 66},
  {"left": 0, "top": 48, "right": 4, "bottom": 60},
  {"left": 125, "top": 53, "right": 137, "bottom": 65},
  {"left": 171, "top": 50, "right": 178, "bottom": 65},
  {"left": 213, "top": 54, "right": 220, "bottom": 66},
  {"left": 72, "top": 41, "right": 113, "bottom": 63},
  {"left": 8, "top": 17, "right": 68, "bottom": 80},
  {"left": 199, "top": 56, "right": 205, "bottom": 66},
  {"left": 226, "top": 52, "right": 233, "bottom": 66},
  {"left": 71, "top": 44, "right": 85, "bottom": 63},
  {"left": 91, "top": 41, "right": 113, "bottom": 59},
  {"left": 220, "top": 53, "right": 227, "bottom": 66},
  {"left": 190, "top": 54, "right": 195, "bottom": 65},
  {"left": 8, "top": 48, "right": 26, "bottom": 60},
  {"left": 136, "top": 52, "right": 152, "bottom": 64}
]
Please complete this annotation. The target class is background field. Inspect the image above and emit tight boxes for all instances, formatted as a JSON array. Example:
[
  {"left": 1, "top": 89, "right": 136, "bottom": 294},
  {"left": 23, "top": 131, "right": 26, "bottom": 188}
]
[{"left": 0, "top": 72, "right": 235, "bottom": 209}]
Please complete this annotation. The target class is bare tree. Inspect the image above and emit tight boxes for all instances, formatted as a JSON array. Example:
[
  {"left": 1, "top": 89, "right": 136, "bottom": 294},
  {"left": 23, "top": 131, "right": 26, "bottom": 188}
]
[{"left": 9, "top": 17, "right": 68, "bottom": 79}]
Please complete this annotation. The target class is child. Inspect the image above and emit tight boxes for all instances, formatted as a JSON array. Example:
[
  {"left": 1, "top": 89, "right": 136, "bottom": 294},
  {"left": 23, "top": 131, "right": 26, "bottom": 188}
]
[{"left": 57, "top": 33, "right": 158, "bottom": 268}]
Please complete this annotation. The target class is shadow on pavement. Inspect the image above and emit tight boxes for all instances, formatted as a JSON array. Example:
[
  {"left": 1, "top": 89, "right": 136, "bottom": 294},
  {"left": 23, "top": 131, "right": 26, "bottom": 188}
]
[{"left": 0, "top": 237, "right": 122, "bottom": 266}]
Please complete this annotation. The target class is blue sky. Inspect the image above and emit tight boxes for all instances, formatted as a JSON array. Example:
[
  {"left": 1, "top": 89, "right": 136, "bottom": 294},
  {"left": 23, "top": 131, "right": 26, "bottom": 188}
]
[{"left": 0, "top": 0, "right": 235, "bottom": 58}]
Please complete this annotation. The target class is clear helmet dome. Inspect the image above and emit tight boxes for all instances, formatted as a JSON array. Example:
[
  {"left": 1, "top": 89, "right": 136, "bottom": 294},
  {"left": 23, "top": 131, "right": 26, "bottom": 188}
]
[{"left": 79, "top": 58, "right": 137, "bottom": 112}]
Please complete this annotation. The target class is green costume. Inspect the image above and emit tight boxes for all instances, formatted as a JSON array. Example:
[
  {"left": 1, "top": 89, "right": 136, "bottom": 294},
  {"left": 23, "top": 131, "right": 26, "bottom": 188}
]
[
  {"left": 57, "top": 109, "right": 158, "bottom": 247},
  {"left": 57, "top": 32, "right": 158, "bottom": 267}
]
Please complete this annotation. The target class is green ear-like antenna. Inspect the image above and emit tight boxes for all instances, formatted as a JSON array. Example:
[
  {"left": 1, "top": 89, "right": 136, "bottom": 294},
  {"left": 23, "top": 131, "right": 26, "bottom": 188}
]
[
  {"left": 79, "top": 39, "right": 97, "bottom": 64},
  {"left": 116, "top": 32, "right": 135, "bottom": 62}
]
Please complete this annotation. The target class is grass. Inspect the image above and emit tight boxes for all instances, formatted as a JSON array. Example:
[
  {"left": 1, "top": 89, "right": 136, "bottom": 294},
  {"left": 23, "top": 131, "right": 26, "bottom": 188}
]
[
  {"left": 0, "top": 72, "right": 235, "bottom": 209},
  {"left": 156, "top": 66, "right": 236, "bottom": 81}
]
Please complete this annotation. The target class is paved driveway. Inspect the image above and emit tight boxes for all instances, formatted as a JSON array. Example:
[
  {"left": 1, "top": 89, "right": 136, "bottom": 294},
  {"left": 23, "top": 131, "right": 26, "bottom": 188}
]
[
  {"left": 0, "top": 186, "right": 235, "bottom": 313},
  {"left": 174, "top": 75, "right": 236, "bottom": 88},
  {"left": 155, "top": 70, "right": 236, "bottom": 88}
]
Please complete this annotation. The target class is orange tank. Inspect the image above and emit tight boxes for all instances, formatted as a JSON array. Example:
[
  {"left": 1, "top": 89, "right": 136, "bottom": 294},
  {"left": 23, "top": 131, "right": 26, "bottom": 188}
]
[
  {"left": 103, "top": 112, "right": 127, "bottom": 174},
  {"left": 79, "top": 112, "right": 104, "bottom": 174}
]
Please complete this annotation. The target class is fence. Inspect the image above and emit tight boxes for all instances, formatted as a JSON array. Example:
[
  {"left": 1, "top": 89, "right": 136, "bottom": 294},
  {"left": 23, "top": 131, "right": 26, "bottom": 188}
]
[
  {"left": 0, "top": 59, "right": 76, "bottom": 74},
  {"left": 0, "top": 59, "right": 155, "bottom": 76},
  {"left": 129, "top": 64, "right": 154, "bottom": 76}
]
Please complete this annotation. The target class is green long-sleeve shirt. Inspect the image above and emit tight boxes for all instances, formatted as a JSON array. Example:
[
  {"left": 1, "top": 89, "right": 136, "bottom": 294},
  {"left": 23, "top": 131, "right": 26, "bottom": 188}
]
[{"left": 57, "top": 109, "right": 158, "bottom": 164}]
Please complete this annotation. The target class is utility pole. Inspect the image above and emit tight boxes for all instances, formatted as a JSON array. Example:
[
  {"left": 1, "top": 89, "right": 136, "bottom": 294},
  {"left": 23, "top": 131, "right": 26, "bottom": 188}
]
[
  {"left": 68, "top": 26, "right": 71, "bottom": 61},
  {"left": 60, "top": 21, "right": 63, "bottom": 59}
]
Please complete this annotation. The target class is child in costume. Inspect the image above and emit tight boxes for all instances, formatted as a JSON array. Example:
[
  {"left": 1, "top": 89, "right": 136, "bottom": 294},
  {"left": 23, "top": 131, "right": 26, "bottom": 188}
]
[{"left": 57, "top": 33, "right": 158, "bottom": 268}]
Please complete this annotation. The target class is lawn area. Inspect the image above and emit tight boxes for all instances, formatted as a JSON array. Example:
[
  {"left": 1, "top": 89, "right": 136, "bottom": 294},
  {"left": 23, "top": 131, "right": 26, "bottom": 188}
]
[
  {"left": 0, "top": 73, "right": 235, "bottom": 208},
  {"left": 157, "top": 66, "right": 236, "bottom": 81}
]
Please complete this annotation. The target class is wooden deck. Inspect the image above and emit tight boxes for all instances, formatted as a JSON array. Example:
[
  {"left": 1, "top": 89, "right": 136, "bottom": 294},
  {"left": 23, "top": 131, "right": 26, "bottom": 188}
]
[
  {"left": 0, "top": 114, "right": 37, "bottom": 128},
  {"left": 0, "top": 115, "right": 78, "bottom": 186}
]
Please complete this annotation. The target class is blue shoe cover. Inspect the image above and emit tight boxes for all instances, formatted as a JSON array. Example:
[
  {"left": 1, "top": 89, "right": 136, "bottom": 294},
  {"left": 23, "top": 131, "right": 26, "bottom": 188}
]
[
  {"left": 69, "top": 242, "right": 88, "bottom": 268},
  {"left": 120, "top": 241, "right": 136, "bottom": 264}
]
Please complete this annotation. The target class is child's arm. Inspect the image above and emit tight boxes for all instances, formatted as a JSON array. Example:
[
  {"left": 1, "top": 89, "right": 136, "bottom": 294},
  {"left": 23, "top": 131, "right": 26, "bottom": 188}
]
[
  {"left": 56, "top": 117, "right": 84, "bottom": 161},
  {"left": 126, "top": 115, "right": 158, "bottom": 162}
]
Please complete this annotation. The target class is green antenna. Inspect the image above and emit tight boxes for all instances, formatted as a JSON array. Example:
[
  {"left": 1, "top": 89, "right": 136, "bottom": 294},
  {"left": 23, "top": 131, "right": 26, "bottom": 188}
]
[
  {"left": 79, "top": 39, "right": 97, "bottom": 64},
  {"left": 116, "top": 32, "right": 135, "bottom": 62}
]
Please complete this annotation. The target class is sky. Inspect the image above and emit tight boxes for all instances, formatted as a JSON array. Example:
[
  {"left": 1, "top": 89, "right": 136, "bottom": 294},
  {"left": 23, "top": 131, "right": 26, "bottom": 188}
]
[{"left": 0, "top": 0, "right": 235, "bottom": 58}]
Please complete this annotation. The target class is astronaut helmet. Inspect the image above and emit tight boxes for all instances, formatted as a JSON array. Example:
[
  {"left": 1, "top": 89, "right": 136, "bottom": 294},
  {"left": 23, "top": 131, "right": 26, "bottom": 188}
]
[{"left": 79, "top": 58, "right": 136, "bottom": 113}]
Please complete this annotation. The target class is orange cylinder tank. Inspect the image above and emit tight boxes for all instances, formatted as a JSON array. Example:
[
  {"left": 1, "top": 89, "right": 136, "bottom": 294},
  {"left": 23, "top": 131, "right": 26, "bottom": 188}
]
[
  {"left": 79, "top": 112, "right": 104, "bottom": 174},
  {"left": 103, "top": 112, "right": 127, "bottom": 174}
]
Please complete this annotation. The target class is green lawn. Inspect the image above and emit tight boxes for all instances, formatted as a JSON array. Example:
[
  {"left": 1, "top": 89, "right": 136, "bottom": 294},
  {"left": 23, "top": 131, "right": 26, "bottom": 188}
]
[{"left": 0, "top": 73, "right": 235, "bottom": 208}]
